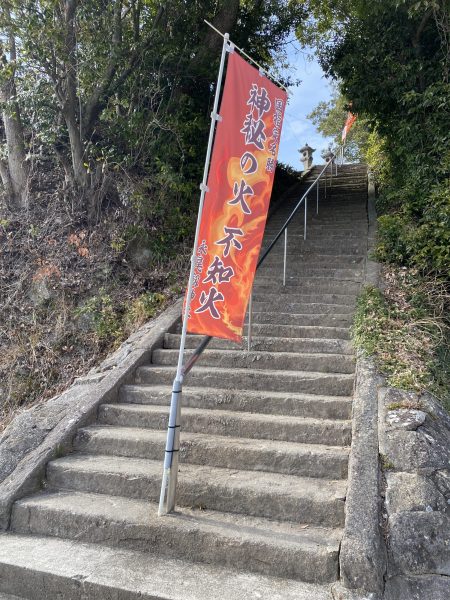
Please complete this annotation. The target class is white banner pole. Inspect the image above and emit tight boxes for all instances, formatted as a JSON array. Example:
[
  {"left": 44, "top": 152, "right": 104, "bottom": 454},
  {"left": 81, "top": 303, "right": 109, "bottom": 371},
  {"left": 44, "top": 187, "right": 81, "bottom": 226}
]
[{"left": 158, "top": 32, "right": 232, "bottom": 517}]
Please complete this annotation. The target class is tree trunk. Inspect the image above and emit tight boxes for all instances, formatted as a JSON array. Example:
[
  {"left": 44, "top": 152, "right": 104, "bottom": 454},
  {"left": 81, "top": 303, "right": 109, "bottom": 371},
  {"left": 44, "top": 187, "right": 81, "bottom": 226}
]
[
  {"left": 0, "top": 157, "right": 14, "bottom": 204},
  {"left": 62, "top": 0, "right": 89, "bottom": 192},
  {"left": 0, "top": 23, "right": 29, "bottom": 210},
  {"left": 63, "top": 105, "right": 89, "bottom": 190}
]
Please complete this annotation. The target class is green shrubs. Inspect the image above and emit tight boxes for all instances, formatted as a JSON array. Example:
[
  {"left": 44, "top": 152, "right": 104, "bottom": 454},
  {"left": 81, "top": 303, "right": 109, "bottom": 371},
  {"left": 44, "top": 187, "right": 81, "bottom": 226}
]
[
  {"left": 125, "top": 292, "right": 166, "bottom": 328},
  {"left": 75, "top": 291, "right": 123, "bottom": 345},
  {"left": 76, "top": 290, "right": 169, "bottom": 348},
  {"left": 375, "top": 183, "right": 450, "bottom": 273}
]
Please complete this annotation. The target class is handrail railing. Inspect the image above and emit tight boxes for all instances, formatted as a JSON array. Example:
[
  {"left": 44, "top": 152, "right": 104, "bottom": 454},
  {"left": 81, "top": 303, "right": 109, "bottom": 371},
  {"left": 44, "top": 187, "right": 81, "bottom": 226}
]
[{"left": 182, "top": 149, "right": 340, "bottom": 375}]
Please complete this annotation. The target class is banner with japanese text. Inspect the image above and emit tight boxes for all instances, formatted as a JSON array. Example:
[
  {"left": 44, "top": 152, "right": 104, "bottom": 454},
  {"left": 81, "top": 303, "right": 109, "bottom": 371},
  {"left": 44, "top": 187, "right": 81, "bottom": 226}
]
[{"left": 186, "top": 51, "right": 287, "bottom": 342}]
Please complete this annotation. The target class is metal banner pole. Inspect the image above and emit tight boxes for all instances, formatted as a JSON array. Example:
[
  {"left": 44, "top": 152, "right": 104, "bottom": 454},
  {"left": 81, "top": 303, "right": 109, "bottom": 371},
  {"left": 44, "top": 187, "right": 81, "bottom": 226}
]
[
  {"left": 158, "top": 32, "right": 231, "bottom": 516},
  {"left": 283, "top": 227, "right": 287, "bottom": 286}
]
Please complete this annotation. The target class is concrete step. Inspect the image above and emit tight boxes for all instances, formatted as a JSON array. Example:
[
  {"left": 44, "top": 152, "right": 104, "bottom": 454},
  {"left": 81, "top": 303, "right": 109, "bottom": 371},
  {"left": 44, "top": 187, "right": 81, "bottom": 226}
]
[
  {"left": 265, "top": 221, "right": 367, "bottom": 230},
  {"left": 245, "top": 311, "right": 353, "bottom": 327},
  {"left": 328, "top": 184, "right": 367, "bottom": 189},
  {"left": 257, "top": 267, "right": 364, "bottom": 281},
  {"left": 11, "top": 493, "right": 342, "bottom": 583},
  {"left": 47, "top": 455, "right": 347, "bottom": 526},
  {"left": 261, "top": 252, "right": 364, "bottom": 263},
  {"left": 269, "top": 210, "right": 366, "bottom": 218},
  {"left": 151, "top": 348, "right": 355, "bottom": 375},
  {"left": 250, "top": 292, "right": 357, "bottom": 306},
  {"left": 74, "top": 427, "right": 349, "bottom": 478},
  {"left": 263, "top": 243, "right": 364, "bottom": 255},
  {"left": 164, "top": 333, "right": 354, "bottom": 354},
  {"left": 259, "top": 245, "right": 365, "bottom": 256},
  {"left": 260, "top": 243, "right": 367, "bottom": 255},
  {"left": 180, "top": 321, "right": 352, "bottom": 340},
  {"left": 244, "top": 322, "right": 352, "bottom": 339},
  {"left": 263, "top": 230, "right": 365, "bottom": 240},
  {"left": 249, "top": 301, "right": 355, "bottom": 314},
  {"left": 263, "top": 241, "right": 365, "bottom": 251},
  {"left": 266, "top": 216, "right": 367, "bottom": 224},
  {"left": 120, "top": 385, "right": 353, "bottom": 420},
  {"left": 264, "top": 227, "right": 367, "bottom": 237},
  {"left": 0, "top": 533, "right": 335, "bottom": 600},
  {"left": 252, "top": 280, "right": 361, "bottom": 295},
  {"left": 98, "top": 403, "right": 352, "bottom": 446},
  {"left": 136, "top": 365, "right": 354, "bottom": 395},
  {"left": 266, "top": 218, "right": 367, "bottom": 228}
]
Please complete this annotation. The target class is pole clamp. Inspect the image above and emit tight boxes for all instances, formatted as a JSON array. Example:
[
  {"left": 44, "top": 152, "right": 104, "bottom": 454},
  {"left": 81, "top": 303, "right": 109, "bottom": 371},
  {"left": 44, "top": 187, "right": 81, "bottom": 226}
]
[
  {"left": 211, "top": 111, "right": 222, "bottom": 122},
  {"left": 258, "top": 67, "right": 265, "bottom": 78},
  {"left": 226, "top": 42, "right": 235, "bottom": 53},
  {"left": 199, "top": 183, "right": 209, "bottom": 192}
]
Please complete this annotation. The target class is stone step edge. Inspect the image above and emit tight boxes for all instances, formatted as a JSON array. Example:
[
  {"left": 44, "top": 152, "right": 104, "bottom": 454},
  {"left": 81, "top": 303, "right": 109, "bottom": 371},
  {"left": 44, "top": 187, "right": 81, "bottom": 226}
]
[
  {"left": 46, "top": 454, "right": 347, "bottom": 526},
  {"left": 138, "top": 364, "right": 355, "bottom": 380},
  {"left": 119, "top": 384, "right": 353, "bottom": 420},
  {"left": 120, "top": 383, "right": 354, "bottom": 405},
  {"left": 11, "top": 491, "right": 342, "bottom": 583},
  {"left": 98, "top": 404, "right": 352, "bottom": 446},
  {"left": 0, "top": 533, "right": 334, "bottom": 600},
  {"left": 99, "top": 402, "right": 352, "bottom": 429},
  {"left": 75, "top": 425, "right": 350, "bottom": 456}
]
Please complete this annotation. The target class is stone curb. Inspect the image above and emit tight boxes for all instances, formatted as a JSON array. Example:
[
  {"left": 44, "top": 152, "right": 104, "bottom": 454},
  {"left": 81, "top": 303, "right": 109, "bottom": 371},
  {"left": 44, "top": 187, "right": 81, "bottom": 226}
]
[
  {"left": 338, "top": 355, "right": 386, "bottom": 595},
  {"left": 0, "top": 298, "right": 182, "bottom": 530},
  {"left": 337, "top": 168, "right": 386, "bottom": 596}
]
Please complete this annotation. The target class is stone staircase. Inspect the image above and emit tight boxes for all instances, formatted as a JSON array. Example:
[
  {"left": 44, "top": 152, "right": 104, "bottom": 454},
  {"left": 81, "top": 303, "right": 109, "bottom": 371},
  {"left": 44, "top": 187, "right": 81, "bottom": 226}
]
[{"left": 0, "top": 163, "right": 369, "bottom": 599}]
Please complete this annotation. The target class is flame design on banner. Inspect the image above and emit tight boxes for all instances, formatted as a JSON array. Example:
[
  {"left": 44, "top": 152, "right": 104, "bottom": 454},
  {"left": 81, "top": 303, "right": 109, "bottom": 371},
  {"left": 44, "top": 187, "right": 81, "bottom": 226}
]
[{"left": 186, "top": 52, "right": 287, "bottom": 342}]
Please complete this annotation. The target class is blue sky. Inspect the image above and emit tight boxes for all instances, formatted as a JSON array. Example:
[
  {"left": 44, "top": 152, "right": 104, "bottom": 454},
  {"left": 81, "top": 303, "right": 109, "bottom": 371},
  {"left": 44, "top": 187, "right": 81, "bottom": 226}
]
[{"left": 277, "top": 46, "right": 334, "bottom": 169}]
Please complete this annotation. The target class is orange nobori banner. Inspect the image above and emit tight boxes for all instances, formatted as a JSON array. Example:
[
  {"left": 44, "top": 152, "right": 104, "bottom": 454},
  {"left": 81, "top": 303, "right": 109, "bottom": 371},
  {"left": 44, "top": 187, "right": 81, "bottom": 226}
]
[{"left": 186, "top": 52, "right": 287, "bottom": 342}]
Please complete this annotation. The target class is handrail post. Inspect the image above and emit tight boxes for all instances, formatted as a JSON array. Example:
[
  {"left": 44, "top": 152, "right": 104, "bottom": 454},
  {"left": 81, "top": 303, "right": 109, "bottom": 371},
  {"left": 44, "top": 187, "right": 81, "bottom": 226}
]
[
  {"left": 283, "top": 227, "right": 287, "bottom": 286},
  {"left": 304, "top": 195, "right": 307, "bottom": 240},
  {"left": 247, "top": 292, "right": 253, "bottom": 351},
  {"left": 316, "top": 180, "right": 319, "bottom": 214}
]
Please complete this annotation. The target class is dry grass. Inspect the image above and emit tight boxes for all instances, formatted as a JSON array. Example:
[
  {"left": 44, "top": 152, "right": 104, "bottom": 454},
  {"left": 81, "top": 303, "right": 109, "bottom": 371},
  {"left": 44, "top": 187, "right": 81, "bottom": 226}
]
[
  {"left": 0, "top": 175, "right": 189, "bottom": 432},
  {"left": 353, "top": 267, "right": 450, "bottom": 409}
]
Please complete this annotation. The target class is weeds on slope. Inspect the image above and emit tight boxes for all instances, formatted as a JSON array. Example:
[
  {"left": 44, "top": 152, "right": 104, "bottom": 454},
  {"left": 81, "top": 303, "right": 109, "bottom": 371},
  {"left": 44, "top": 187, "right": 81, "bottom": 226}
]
[{"left": 352, "top": 268, "right": 450, "bottom": 411}]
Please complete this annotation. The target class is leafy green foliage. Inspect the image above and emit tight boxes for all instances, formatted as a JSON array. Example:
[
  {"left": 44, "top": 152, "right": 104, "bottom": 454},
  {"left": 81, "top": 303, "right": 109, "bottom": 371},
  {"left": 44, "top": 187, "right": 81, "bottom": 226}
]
[{"left": 301, "top": 0, "right": 450, "bottom": 277}]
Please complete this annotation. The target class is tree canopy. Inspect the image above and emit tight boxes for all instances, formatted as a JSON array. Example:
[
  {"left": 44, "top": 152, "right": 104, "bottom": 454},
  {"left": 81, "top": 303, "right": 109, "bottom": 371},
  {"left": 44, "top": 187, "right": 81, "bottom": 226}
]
[
  {"left": 300, "top": 0, "right": 450, "bottom": 274},
  {"left": 0, "top": 1, "right": 305, "bottom": 216}
]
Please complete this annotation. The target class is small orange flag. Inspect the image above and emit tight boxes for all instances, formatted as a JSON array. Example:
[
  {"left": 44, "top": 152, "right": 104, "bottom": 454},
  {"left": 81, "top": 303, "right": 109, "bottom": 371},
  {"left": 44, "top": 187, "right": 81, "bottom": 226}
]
[{"left": 342, "top": 112, "right": 357, "bottom": 141}]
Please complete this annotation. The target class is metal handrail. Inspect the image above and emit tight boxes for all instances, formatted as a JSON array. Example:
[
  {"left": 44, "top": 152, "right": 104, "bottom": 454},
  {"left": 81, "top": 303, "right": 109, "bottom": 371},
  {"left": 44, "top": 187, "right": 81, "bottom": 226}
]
[{"left": 182, "top": 151, "right": 340, "bottom": 376}]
